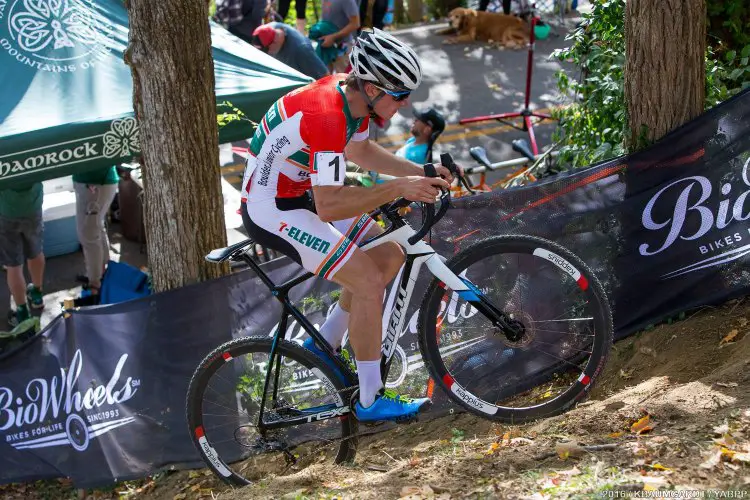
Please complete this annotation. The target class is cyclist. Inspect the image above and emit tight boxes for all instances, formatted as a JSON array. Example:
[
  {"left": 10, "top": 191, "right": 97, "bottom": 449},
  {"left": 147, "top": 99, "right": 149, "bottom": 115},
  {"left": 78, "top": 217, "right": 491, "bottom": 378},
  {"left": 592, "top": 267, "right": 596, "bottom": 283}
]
[{"left": 239, "top": 28, "right": 457, "bottom": 422}]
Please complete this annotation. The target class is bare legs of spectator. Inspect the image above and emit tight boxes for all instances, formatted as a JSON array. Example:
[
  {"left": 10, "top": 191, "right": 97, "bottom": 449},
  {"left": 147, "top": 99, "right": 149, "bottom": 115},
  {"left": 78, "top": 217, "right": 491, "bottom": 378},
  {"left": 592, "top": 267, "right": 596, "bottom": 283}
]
[
  {"left": 478, "top": 0, "right": 511, "bottom": 13},
  {"left": 359, "top": 0, "right": 387, "bottom": 30},
  {"left": 74, "top": 183, "right": 117, "bottom": 293},
  {"left": 278, "top": 0, "right": 307, "bottom": 33}
]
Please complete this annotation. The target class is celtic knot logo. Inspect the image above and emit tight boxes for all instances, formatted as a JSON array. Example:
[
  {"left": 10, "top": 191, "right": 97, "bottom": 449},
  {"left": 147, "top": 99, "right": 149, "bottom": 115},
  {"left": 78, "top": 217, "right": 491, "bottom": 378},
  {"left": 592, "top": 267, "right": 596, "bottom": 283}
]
[
  {"left": 103, "top": 118, "right": 140, "bottom": 158},
  {"left": 10, "top": 0, "right": 97, "bottom": 55}
]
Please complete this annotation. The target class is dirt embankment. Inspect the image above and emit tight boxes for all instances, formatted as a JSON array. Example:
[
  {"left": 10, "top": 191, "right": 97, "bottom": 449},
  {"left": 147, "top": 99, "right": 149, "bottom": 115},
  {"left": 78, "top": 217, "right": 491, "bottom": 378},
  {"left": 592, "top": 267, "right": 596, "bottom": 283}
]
[{"left": 3, "top": 298, "right": 750, "bottom": 499}]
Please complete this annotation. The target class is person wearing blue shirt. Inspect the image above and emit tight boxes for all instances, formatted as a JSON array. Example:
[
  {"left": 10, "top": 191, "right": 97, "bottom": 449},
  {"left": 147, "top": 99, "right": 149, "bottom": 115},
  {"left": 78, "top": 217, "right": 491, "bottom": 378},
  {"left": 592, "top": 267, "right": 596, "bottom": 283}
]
[
  {"left": 395, "top": 107, "right": 445, "bottom": 164},
  {"left": 252, "top": 23, "right": 330, "bottom": 80},
  {"left": 370, "top": 107, "right": 445, "bottom": 184}
]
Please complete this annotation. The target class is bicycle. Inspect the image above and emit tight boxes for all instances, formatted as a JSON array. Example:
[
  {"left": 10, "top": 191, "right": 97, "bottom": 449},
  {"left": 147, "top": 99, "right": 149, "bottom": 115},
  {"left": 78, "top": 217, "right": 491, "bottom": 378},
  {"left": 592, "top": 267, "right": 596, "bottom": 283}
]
[
  {"left": 186, "top": 153, "right": 612, "bottom": 485},
  {"left": 448, "top": 138, "right": 561, "bottom": 198}
]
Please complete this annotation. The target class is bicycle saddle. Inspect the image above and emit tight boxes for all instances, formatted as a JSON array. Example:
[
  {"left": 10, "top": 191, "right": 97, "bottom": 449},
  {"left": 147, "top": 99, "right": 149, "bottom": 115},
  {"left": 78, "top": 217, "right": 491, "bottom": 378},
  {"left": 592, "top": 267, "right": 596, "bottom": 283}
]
[
  {"left": 511, "top": 139, "right": 536, "bottom": 162},
  {"left": 206, "top": 239, "right": 255, "bottom": 263},
  {"left": 469, "top": 146, "right": 493, "bottom": 169}
]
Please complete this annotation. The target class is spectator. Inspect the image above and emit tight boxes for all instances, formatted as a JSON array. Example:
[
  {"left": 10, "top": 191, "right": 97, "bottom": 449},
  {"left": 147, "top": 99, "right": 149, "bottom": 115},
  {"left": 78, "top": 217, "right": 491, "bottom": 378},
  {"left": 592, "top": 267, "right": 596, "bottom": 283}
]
[
  {"left": 74, "top": 166, "right": 119, "bottom": 296},
  {"left": 359, "top": 0, "right": 387, "bottom": 31},
  {"left": 370, "top": 108, "right": 445, "bottom": 184},
  {"left": 0, "top": 182, "right": 45, "bottom": 327},
  {"left": 317, "top": 0, "right": 360, "bottom": 71},
  {"left": 395, "top": 107, "right": 446, "bottom": 164},
  {"left": 252, "top": 23, "right": 330, "bottom": 79},
  {"left": 274, "top": 0, "right": 307, "bottom": 34},
  {"left": 479, "top": 0, "right": 511, "bottom": 14},
  {"left": 214, "top": 0, "right": 266, "bottom": 45}
]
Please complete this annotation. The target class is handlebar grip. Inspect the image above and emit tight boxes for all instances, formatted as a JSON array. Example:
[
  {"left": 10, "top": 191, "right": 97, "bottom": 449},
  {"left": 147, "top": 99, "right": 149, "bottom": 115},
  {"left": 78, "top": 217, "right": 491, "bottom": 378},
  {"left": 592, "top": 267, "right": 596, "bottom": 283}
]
[
  {"left": 423, "top": 162, "right": 438, "bottom": 178},
  {"left": 439, "top": 153, "right": 459, "bottom": 176}
]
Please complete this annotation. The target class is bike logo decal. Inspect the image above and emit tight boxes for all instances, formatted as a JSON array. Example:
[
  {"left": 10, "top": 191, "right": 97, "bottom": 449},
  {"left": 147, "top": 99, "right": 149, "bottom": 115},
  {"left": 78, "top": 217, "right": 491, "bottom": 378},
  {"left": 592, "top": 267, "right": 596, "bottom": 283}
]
[
  {"left": 196, "top": 427, "right": 232, "bottom": 477},
  {"left": 443, "top": 374, "right": 498, "bottom": 415},
  {"left": 640, "top": 156, "right": 750, "bottom": 279},
  {"left": 0, "top": 349, "right": 139, "bottom": 452},
  {"left": 2, "top": 0, "right": 114, "bottom": 71},
  {"left": 533, "top": 248, "right": 588, "bottom": 290}
]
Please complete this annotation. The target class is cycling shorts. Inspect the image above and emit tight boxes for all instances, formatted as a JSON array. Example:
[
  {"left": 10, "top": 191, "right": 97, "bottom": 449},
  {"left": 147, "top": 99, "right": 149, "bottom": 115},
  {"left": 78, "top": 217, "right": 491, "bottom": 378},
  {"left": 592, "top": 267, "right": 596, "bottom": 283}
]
[{"left": 241, "top": 194, "right": 375, "bottom": 281}]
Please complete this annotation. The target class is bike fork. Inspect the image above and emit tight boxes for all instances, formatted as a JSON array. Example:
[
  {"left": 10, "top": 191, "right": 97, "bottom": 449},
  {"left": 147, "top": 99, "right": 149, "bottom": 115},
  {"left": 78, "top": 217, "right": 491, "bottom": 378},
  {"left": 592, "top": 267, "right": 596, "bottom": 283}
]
[{"left": 457, "top": 278, "right": 525, "bottom": 341}]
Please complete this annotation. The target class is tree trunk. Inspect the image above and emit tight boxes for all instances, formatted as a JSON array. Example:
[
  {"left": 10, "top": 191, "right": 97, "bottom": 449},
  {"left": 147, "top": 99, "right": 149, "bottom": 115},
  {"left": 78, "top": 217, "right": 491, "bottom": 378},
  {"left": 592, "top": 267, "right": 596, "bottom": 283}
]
[
  {"left": 125, "top": 0, "right": 228, "bottom": 292},
  {"left": 407, "top": 0, "right": 422, "bottom": 22},
  {"left": 624, "top": 0, "right": 706, "bottom": 151}
]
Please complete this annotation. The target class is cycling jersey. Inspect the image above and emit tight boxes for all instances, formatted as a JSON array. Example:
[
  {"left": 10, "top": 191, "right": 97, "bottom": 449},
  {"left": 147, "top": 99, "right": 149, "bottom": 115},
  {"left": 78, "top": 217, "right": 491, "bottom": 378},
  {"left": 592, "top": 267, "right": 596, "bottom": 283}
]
[
  {"left": 240, "top": 75, "right": 375, "bottom": 280},
  {"left": 241, "top": 74, "right": 370, "bottom": 203}
]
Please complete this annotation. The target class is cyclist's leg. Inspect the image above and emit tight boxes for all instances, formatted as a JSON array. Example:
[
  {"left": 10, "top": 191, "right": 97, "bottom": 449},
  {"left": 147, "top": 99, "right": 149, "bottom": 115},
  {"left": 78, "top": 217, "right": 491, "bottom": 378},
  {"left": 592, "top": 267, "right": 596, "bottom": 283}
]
[{"left": 329, "top": 219, "right": 404, "bottom": 319}]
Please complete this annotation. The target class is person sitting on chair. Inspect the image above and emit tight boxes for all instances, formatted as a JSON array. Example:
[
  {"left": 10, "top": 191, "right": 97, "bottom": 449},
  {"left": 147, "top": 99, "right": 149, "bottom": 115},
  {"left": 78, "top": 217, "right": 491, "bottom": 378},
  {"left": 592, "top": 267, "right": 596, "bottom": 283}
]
[
  {"left": 395, "top": 107, "right": 446, "bottom": 164},
  {"left": 370, "top": 107, "right": 445, "bottom": 184}
]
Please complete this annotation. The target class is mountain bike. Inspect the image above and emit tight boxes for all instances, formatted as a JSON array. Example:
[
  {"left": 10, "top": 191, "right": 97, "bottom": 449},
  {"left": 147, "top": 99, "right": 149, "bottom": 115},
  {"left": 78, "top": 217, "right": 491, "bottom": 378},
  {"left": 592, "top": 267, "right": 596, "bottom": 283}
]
[{"left": 186, "top": 154, "right": 613, "bottom": 485}]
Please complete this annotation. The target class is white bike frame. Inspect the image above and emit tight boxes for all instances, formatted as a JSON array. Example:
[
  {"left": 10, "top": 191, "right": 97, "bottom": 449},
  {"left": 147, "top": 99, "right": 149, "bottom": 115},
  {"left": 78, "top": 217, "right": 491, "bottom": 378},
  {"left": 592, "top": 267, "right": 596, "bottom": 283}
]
[{"left": 359, "top": 223, "right": 475, "bottom": 375}]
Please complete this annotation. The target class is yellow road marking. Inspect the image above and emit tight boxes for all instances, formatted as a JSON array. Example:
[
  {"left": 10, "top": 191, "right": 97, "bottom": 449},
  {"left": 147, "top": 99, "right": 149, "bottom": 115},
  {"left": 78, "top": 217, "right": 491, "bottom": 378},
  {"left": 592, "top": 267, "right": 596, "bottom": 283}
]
[
  {"left": 381, "top": 118, "right": 556, "bottom": 152},
  {"left": 375, "top": 107, "right": 557, "bottom": 146}
]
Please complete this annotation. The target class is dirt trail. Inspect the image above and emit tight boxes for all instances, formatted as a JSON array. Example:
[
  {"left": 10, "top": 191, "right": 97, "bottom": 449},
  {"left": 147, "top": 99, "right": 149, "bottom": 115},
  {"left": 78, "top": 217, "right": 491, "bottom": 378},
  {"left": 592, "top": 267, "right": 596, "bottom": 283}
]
[{"left": 3, "top": 298, "right": 750, "bottom": 499}]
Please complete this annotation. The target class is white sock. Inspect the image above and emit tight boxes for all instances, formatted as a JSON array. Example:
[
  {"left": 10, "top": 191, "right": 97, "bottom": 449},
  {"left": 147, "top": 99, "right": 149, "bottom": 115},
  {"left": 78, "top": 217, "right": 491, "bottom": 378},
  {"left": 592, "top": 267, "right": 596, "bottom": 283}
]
[
  {"left": 319, "top": 303, "right": 349, "bottom": 349},
  {"left": 356, "top": 359, "right": 383, "bottom": 408}
]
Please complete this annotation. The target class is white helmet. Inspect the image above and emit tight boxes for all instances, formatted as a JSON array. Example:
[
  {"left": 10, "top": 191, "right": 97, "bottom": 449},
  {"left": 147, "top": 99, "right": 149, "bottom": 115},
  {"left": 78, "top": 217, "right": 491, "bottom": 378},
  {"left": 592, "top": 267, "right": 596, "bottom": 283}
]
[{"left": 349, "top": 28, "right": 423, "bottom": 92}]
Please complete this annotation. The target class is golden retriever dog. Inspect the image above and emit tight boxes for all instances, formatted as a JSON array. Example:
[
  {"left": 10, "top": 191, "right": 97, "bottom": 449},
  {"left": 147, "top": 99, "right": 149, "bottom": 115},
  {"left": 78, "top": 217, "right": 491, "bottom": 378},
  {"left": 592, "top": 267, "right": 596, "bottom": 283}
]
[{"left": 444, "top": 8, "right": 528, "bottom": 48}]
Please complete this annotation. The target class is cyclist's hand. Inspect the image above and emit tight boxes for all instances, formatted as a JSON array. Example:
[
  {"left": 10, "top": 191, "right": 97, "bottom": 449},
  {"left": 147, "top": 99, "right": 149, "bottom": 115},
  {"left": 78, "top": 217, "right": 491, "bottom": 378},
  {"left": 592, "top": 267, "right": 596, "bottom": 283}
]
[
  {"left": 398, "top": 176, "right": 450, "bottom": 203},
  {"left": 434, "top": 163, "right": 465, "bottom": 184}
]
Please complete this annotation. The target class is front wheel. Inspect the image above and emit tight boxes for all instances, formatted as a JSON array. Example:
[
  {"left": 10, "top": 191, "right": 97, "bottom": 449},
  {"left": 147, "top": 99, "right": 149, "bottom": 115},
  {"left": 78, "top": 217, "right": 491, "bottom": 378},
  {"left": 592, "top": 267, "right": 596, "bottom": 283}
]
[{"left": 417, "top": 235, "right": 612, "bottom": 423}]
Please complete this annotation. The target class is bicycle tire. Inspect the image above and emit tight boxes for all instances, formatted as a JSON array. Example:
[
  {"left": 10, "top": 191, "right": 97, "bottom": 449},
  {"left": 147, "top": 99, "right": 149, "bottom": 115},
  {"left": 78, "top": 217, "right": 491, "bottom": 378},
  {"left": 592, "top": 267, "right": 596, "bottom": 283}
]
[
  {"left": 186, "top": 336, "right": 358, "bottom": 485},
  {"left": 417, "top": 235, "right": 612, "bottom": 423}
]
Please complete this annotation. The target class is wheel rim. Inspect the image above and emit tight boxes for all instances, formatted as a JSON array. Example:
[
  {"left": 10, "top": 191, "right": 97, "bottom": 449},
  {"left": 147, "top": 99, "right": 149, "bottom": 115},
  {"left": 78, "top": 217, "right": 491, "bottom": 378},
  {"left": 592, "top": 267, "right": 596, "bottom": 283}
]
[
  {"left": 189, "top": 342, "right": 354, "bottom": 483},
  {"left": 424, "top": 242, "right": 609, "bottom": 419}
]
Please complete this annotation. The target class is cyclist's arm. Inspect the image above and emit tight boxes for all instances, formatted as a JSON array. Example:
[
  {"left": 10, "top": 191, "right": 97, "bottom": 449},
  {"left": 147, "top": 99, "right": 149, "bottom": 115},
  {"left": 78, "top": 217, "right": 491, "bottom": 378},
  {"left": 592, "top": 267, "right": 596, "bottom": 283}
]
[
  {"left": 345, "top": 138, "right": 424, "bottom": 177},
  {"left": 312, "top": 183, "right": 400, "bottom": 222}
]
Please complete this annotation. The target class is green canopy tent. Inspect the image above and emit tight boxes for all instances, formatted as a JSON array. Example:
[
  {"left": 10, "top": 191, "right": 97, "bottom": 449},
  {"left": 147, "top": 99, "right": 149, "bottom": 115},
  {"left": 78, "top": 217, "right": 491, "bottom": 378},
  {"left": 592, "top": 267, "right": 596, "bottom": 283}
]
[{"left": 0, "top": 0, "right": 312, "bottom": 190}]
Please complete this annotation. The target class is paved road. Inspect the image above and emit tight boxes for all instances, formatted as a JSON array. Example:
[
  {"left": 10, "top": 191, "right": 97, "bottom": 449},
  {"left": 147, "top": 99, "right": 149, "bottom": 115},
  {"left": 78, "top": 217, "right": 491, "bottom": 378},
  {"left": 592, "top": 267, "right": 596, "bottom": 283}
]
[{"left": 2, "top": 11, "right": 586, "bottom": 329}]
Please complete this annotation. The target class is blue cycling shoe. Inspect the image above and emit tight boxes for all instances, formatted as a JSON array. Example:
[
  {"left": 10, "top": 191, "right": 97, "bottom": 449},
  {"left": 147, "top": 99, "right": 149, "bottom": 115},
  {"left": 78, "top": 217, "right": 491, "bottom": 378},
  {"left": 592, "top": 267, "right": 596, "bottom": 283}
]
[
  {"left": 302, "top": 337, "right": 356, "bottom": 382},
  {"left": 354, "top": 389, "right": 432, "bottom": 423}
]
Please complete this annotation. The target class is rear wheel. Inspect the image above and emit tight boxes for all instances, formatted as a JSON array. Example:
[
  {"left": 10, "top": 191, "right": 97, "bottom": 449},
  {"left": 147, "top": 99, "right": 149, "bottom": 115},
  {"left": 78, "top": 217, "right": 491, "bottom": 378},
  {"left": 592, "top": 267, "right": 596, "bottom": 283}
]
[
  {"left": 186, "top": 336, "right": 358, "bottom": 485},
  {"left": 417, "top": 235, "right": 612, "bottom": 423}
]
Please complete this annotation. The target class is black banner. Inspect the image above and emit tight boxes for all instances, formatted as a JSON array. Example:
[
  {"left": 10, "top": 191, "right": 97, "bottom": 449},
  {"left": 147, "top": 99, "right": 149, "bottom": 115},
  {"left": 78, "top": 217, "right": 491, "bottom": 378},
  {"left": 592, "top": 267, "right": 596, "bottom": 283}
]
[{"left": 1, "top": 89, "right": 749, "bottom": 487}]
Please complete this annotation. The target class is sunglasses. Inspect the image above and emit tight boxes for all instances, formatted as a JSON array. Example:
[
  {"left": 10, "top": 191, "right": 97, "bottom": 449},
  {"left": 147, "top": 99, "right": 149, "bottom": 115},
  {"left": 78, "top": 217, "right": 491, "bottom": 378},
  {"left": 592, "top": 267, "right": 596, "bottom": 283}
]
[{"left": 382, "top": 88, "right": 411, "bottom": 102}]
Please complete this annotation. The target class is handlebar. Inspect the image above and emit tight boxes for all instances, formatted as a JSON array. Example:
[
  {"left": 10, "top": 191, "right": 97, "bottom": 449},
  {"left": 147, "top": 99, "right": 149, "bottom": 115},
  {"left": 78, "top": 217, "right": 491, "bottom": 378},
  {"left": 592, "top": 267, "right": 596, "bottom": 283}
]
[{"left": 372, "top": 154, "right": 462, "bottom": 246}]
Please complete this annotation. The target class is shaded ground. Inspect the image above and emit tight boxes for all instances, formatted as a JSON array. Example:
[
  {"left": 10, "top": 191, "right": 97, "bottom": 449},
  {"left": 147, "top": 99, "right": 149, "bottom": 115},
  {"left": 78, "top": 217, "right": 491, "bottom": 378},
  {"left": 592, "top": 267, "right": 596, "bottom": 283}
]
[{"left": 3, "top": 296, "right": 749, "bottom": 499}]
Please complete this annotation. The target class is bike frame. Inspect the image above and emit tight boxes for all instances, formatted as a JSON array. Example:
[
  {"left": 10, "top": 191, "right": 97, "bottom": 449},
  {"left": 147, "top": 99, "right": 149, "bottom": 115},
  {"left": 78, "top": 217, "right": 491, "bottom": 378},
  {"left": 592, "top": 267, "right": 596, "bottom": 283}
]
[{"left": 242, "top": 213, "right": 486, "bottom": 433}]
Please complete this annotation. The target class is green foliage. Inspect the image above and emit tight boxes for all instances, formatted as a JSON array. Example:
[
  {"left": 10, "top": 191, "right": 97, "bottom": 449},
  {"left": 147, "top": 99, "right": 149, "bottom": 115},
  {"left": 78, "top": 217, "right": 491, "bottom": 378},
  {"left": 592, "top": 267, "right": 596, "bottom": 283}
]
[
  {"left": 300, "top": 294, "right": 326, "bottom": 313},
  {"left": 450, "top": 427, "right": 465, "bottom": 443},
  {"left": 552, "top": 0, "right": 750, "bottom": 166},
  {"left": 706, "top": 44, "right": 750, "bottom": 108},
  {"left": 216, "top": 100, "right": 255, "bottom": 129},
  {"left": 425, "top": 0, "right": 466, "bottom": 21},
  {"left": 279, "top": 0, "right": 320, "bottom": 27},
  {"left": 707, "top": 0, "right": 750, "bottom": 52},
  {"left": 551, "top": 0, "right": 626, "bottom": 168}
]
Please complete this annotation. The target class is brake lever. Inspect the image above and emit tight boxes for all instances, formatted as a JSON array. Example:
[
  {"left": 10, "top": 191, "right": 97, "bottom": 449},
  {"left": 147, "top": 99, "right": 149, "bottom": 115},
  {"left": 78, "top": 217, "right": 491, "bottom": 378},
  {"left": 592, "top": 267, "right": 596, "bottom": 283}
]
[{"left": 440, "top": 153, "right": 474, "bottom": 194}]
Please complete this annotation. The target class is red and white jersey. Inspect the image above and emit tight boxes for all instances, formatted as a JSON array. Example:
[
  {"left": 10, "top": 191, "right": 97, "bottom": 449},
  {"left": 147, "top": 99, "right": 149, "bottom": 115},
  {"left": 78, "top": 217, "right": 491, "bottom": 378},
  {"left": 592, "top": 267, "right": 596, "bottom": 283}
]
[{"left": 241, "top": 75, "right": 370, "bottom": 202}]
